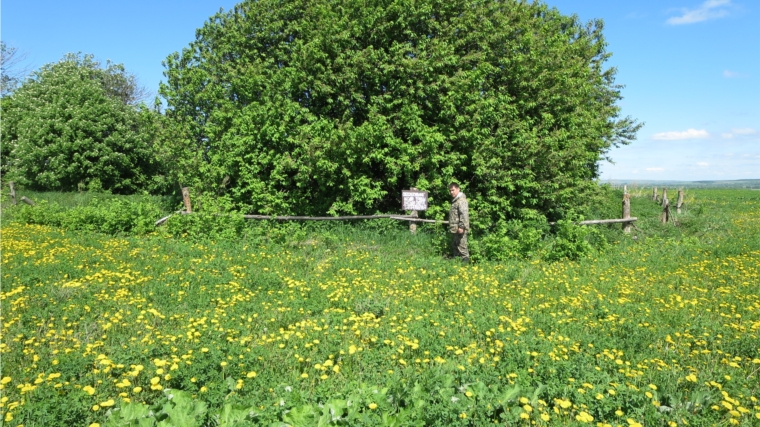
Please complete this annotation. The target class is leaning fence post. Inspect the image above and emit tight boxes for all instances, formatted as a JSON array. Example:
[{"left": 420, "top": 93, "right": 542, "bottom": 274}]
[
  {"left": 9, "top": 181, "right": 16, "bottom": 205},
  {"left": 652, "top": 187, "right": 658, "bottom": 202},
  {"left": 661, "top": 188, "right": 669, "bottom": 207},
  {"left": 622, "top": 191, "right": 631, "bottom": 234},
  {"left": 20, "top": 196, "right": 35, "bottom": 206},
  {"left": 676, "top": 189, "right": 684, "bottom": 214},
  {"left": 181, "top": 187, "right": 192, "bottom": 213},
  {"left": 661, "top": 200, "right": 671, "bottom": 224}
]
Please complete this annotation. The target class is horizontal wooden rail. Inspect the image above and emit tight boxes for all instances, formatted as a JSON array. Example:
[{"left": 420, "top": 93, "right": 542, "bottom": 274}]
[
  {"left": 389, "top": 216, "right": 449, "bottom": 224},
  {"left": 241, "top": 214, "right": 414, "bottom": 221},
  {"left": 157, "top": 211, "right": 631, "bottom": 228},
  {"left": 578, "top": 217, "right": 637, "bottom": 225},
  {"left": 550, "top": 217, "right": 638, "bottom": 226},
  {"left": 156, "top": 212, "right": 433, "bottom": 227}
]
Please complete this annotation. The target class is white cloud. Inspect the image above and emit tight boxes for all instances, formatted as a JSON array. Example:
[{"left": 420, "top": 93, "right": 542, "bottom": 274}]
[
  {"left": 652, "top": 129, "right": 710, "bottom": 140},
  {"left": 697, "top": 162, "right": 709, "bottom": 166},
  {"left": 721, "top": 128, "right": 757, "bottom": 139},
  {"left": 646, "top": 167, "right": 665, "bottom": 171},
  {"left": 723, "top": 69, "right": 748, "bottom": 78},
  {"left": 732, "top": 128, "right": 757, "bottom": 135},
  {"left": 667, "top": 0, "right": 732, "bottom": 25}
]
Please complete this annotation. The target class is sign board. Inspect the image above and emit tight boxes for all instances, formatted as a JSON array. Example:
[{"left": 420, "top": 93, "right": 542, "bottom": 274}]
[{"left": 402, "top": 190, "right": 428, "bottom": 211}]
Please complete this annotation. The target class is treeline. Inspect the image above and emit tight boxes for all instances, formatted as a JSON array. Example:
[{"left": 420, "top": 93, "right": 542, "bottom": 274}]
[{"left": 1, "top": 0, "right": 641, "bottom": 233}]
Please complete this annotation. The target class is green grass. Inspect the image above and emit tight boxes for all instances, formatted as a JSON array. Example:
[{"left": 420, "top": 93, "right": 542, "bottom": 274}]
[{"left": 1, "top": 189, "right": 759, "bottom": 426}]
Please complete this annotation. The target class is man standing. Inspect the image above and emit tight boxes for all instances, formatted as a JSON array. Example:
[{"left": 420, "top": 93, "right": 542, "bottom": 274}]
[{"left": 448, "top": 182, "right": 470, "bottom": 263}]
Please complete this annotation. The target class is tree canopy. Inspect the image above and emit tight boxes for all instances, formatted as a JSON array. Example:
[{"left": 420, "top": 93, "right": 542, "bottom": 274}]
[
  {"left": 1, "top": 53, "right": 166, "bottom": 193},
  {"left": 161, "top": 0, "right": 640, "bottom": 224}
]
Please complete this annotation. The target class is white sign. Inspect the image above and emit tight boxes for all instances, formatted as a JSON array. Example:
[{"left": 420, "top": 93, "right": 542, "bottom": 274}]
[{"left": 402, "top": 190, "right": 428, "bottom": 211}]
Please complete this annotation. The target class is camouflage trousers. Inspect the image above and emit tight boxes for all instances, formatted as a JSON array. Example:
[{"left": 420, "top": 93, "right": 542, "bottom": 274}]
[{"left": 451, "top": 232, "right": 469, "bottom": 259}]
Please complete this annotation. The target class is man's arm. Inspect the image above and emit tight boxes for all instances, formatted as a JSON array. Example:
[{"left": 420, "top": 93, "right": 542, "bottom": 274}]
[{"left": 458, "top": 199, "right": 470, "bottom": 232}]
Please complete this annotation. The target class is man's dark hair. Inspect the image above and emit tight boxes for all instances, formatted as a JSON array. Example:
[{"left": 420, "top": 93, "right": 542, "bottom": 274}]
[{"left": 448, "top": 182, "right": 460, "bottom": 189}]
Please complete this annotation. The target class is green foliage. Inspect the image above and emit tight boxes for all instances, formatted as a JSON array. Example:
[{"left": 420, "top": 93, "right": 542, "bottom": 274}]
[
  {"left": 11, "top": 197, "right": 163, "bottom": 235},
  {"left": 160, "top": 0, "right": 641, "bottom": 224},
  {"left": 544, "top": 218, "right": 600, "bottom": 261},
  {"left": 478, "top": 219, "right": 548, "bottom": 261},
  {"left": 104, "top": 389, "right": 258, "bottom": 427},
  {"left": 1, "top": 53, "right": 167, "bottom": 194},
  {"left": 164, "top": 194, "right": 248, "bottom": 240}
]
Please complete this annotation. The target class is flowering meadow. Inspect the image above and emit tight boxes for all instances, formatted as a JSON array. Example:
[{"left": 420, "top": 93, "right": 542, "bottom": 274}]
[{"left": 1, "top": 189, "right": 759, "bottom": 426}]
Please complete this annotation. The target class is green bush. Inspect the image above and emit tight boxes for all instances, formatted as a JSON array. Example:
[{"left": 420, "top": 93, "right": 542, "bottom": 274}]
[
  {"left": 160, "top": 0, "right": 640, "bottom": 225},
  {"left": 478, "top": 219, "right": 548, "bottom": 261},
  {"left": 1, "top": 53, "right": 168, "bottom": 194},
  {"left": 544, "top": 218, "right": 603, "bottom": 261},
  {"left": 11, "top": 197, "right": 162, "bottom": 236}
]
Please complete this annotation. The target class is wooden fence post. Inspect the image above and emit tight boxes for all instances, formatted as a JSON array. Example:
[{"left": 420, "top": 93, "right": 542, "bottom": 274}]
[
  {"left": 676, "top": 189, "right": 684, "bottom": 214},
  {"left": 409, "top": 187, "right": 418, "bottom": 234},
  {"left": 652, "top": 187, "right": 658, "bottom": 202},
  {"left": 9, "top": 181, "right": 16, "bottom": 205},
  {"left": 661, "top": 188, "right": 669, "bottom": 207},
  {"left": 181, "top": 187, "right": 192, "bottom": 213},
  {"left": 661, "top": 200, "right": 671, "bottom": 224},
  {"left": 20, "top": 196, "right": 35, "bottom": 206},
  {"left": 622, "top": 192, "right": 631, "bottom": 234}
]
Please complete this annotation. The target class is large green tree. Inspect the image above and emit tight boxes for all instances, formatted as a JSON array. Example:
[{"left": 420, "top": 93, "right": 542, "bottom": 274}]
[
  {"left": 2, "top": 54, "right": 167, "bottom": 193},
  {"left": 160, "top": 0, "right": 641, "bottom": 224}
]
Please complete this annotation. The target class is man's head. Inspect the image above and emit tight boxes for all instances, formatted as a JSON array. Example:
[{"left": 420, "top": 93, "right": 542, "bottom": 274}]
[{"left": 448, "top": 182, "right": 460, "bottom": 198}]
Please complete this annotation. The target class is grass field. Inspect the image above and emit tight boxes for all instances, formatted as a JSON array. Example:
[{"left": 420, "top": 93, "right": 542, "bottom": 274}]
[{"left": 1, "top": 189, "right": 759, "bottom": 426}]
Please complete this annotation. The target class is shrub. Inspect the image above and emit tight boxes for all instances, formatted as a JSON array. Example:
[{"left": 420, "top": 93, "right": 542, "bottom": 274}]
[
  {"left": 160, "top": 0, "right": 641, "bottom": 225},
  {"left": 1, "top": 53, "right": 167, "bottom": 194},
  {"left": 11, "top": 197, "right": 162, "bottom": 236}
]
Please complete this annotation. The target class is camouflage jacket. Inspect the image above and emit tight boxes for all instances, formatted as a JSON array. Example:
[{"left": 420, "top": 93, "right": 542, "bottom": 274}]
[{"left": 448, "top": 193, "right": 470, "bottom": 233}]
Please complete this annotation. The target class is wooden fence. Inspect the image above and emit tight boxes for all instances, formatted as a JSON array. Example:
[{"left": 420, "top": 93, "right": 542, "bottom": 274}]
[
  {"left": 6, "top": 183, "right": 667, "bottom": 233},
  {"left": 155, "top": 187, "right": 640, "bottom": 232}
]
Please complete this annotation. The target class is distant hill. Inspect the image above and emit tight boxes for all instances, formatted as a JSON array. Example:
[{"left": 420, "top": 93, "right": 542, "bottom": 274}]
[{"left": 603, "top": 179, "right": 760, "bottom": 189}]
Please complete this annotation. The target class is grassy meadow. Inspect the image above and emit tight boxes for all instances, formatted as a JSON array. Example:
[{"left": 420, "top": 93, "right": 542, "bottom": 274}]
[{"left": 1, "top": 188, "right": 759, "bottom": 426}]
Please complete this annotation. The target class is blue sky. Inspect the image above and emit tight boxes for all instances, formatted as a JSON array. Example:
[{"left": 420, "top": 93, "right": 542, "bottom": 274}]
[{"left": 3, "top": 0, "right": 758, "bottom": 181}]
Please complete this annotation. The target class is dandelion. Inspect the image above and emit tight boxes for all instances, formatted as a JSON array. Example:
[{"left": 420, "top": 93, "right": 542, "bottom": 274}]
[
  {"left": 369, "top": 403, "right": 378, "bottom": 410},
  {"left": 575, "top": 411, "right": 593, "bottom": 423}
]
